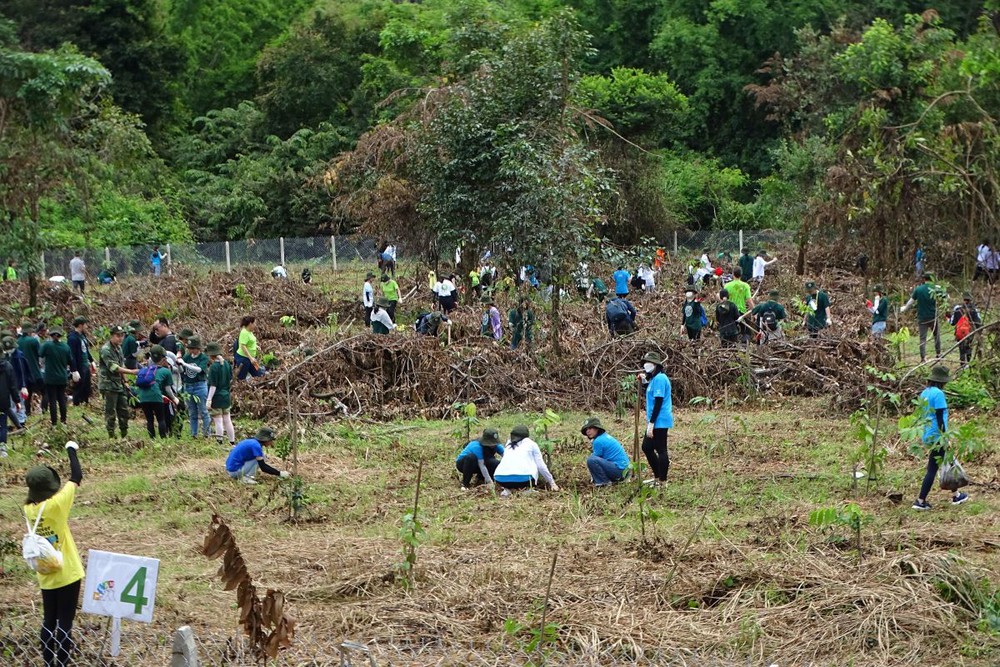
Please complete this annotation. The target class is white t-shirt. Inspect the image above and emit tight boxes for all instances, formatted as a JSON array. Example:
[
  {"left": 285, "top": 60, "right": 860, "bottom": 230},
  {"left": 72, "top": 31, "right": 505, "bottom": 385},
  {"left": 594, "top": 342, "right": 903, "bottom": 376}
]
[
  {"left": 438, "top": 280, "right": 456, "bottom": 297},
  {"left": 494, "top": 438, "right": 554, "bottom": 485},
  {"left": 752, "top": 257, "right": 766, "bottom": 280},
  {"left": 362, "top": 282, "right": 374, "bottom": 307},
  {"left": 370, "top": 308, "right": 396, "bottom": 330},
  {"left": 386, "top": 245, "right": 397, "bottom": 261},
  {"left": 978, "top": 244, "right": 991, "bottom": 265},
  {"left": 69, "top": 257, "right": 86, "bottom": 281},
  {"left": 272, "top": 266, "right": 287, "bottom": 278}
]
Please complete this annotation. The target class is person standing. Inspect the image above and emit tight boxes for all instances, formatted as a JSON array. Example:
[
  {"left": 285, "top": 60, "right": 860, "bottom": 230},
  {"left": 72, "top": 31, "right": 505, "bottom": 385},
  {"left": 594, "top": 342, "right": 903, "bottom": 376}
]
[
  {"left": 149, "top": 318, "right": 178, "bottom": 354},
  {"left": 66, "top": 317, "right": 95, "bottom": 407},
  {"left": 868, "top": 285, "right": 889, "bottom": 338},
  {"left": 914, "top": 243, "right": 925, "bottom": 278},
  {"left": 455, "top": 428, "right": 505, "bottom": 490},
  {"left": 738, "top": 249, "right": 754, "bottom": 284},
  {"left": 912, "top": 366, "right": 969, "bottom": 510},
  {"left": 437, "top": 274, "right": 458, "bottom": 313},
  {"left": 380, "top": 274, "right": 401, "bottom": 322},
  {"left": 206, "top": 342, "right": 235, "bottom": 446},
  {"left": 581, "top": 417, "right": 630, "bottom": 487},
  {"left": 752, "top": 250, "right": 777, "bottom": 284},
  {"left": 612, "top": 265, "right": 631, "bottom": 298},
  {"left": 4, "top": 259, "right": 17, "bottom": 281},
  {"left": 803, "top": 281, "right": 833, "bottom": 337},
  {"left": 680, "top": 289, "right": 705, "bottom": 340},
  {"left": 950, "top": 292, "right": 982, "bottom": 368},
  {"left": 725, "top": 268, "right": 753, "bottom": 314},
  {"left": 974, "top": 240, "right": 991, "bottom": 282},
  {"left": 469, "top": 267, "right": 482, "bottom": 299},
  {"left": 18, "top": 320, "right": 45, "bottom": 416},
  {"left": 638, "top": 351, "right": 672, "bottom": 486},
  {"left": 40, "top": 328, "right": 71, "bottom": 427},
  {"left": 750, "top": 290, "right": 787, "bottom": 343},
  {"left": 24, "top": 440, "right": 86, "bottom": 667},
  {"left": 69, "top": 251, "right": 87, "bottom": 293},
  {"left": 123, "top": 323, "right": 140, "bottom": 371},
  {"left": 362, "top": 272, "right": 376, "bottom": 325},
  {"left": 481, "top": 296, "right": 503, "bottom": 341},
  {"left": 235, "top": 316, "right": 266, "bottom": 380},
  {"left": 178, "top": 337, "right": 211, "bottom": 438},
  {"left": 508, "top": 297, "right": 535, "bottom": 350},
  {"left": 150, "top": 245, "right": 166, "bottom": 276},
  {"left": 225, "top": 427, "right": 290, "bottom": 484},
  {"left": 715, "top": 289, "right": 740, "bottom": 347},
  {"left": 98, "top": 325, "right": 139, "bottom": 439},
  {"left": 0, "top": 338, "right": 22, "bottom": 457},
  {"left": 135, "top": 345, "right": 178, "bottom": 439},
  {"left": 900, "top": 273, "right": 940, "bottom": 362}
]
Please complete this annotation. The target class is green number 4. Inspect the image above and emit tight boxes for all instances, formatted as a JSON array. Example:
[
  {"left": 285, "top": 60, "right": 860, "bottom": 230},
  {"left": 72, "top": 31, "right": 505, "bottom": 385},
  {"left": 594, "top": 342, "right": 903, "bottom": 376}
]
[{"left": 121, "top": 567, "right": 148, "bottom": 615}]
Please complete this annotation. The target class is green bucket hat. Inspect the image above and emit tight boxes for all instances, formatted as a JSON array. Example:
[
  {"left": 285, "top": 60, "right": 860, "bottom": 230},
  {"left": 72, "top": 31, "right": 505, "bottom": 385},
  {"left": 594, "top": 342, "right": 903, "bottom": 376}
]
[
  {"left": 963, "top": 292, "right": 973, "bottom": 301},
  {"left": 128, "top": 320, "right": 141, "bottom": 329},
  {"left": 365, "top": 271, "right": 376, "bottom": 279},
  {"left": 510, "top": 425, "right": 529, "bottom": 441},
  {"left": 178, "top": 328, "right": 194, "bottom": 339},
  {"left": 72, "top": 316, "right": 88, "bottom": 326},
  {"left": 1, "top": 336, "right": 17, "bottom": 351},
  {"left": 768, "top": 290, "right": 779, "bottom": 298},
  {"left": 20, "top": 320, "right": 33, "bottom": 332},
  {"left": 480, "top": 295, "right": 495, "bottom": 304},
  {"left": 149, "top": 344, "right": 166, "bottom": 362},
  {"left": 186, "top": 336, "right": 202, "bottom": 350},
  {"left": 929, "top": 366, "right": 951, "bottom": 384},
  {"left": 641, "top": 351, "right": 663, "bottom": 366},
  {"left": 872, "top": 285, "right": 884, "bottom": 294},
  {"left": 205, "top": 342, "right": 222, "bottom": 356},
  {"left": 26, "top": 465, "right": 61, "bottom": 504},
  {"left": 480, "top": 428, "right": 501, "bottom": 447},
  {"left": 48, "top": 327, "right": 64, "bottom": 337},
  {"left": 376, "top": 297, "right": 392, "bottom": 308},
  {"left": 108, "top": 325, "right": 125, "bottom": 335},
  {"left": 804, "top": 281, "right": 817, "bottom": 290},
  {"left": 380, "top": 274, "right": 389, "bottom": 283},
  {"left": 255, "top": 427, "right": 276, "bottom": 443},
  {"left": 580, "top": 416, "right": 606, "bottom": 436}
]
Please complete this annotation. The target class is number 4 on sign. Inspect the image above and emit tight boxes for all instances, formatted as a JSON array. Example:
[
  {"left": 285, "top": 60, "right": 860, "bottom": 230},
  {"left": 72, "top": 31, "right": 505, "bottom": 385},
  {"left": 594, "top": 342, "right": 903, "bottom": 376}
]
[
  {"left": 121, "top": 567, "right": 149, "bottom": 616},
  {"left": 83, "top": 550, "right": 159, "bottom": 624}
]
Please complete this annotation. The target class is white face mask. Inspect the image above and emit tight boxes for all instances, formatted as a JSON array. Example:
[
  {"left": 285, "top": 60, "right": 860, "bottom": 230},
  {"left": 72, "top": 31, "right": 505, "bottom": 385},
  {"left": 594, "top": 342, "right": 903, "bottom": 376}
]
[{"left": 643, "top": 362, "right": 656, "bottom": 375}]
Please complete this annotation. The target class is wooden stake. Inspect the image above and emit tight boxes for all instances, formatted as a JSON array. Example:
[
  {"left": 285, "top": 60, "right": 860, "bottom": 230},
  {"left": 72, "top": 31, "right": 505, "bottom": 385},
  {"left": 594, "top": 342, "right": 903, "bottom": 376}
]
[{"left": 537, "top": 552, "right": 558, "bottom": 662}]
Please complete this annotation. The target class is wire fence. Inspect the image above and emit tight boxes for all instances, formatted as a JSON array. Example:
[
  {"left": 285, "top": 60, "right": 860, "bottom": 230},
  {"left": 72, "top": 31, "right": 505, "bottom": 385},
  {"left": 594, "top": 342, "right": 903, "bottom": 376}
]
[{"left": 36, "top": 231, "right": 800, "bottom": 280}]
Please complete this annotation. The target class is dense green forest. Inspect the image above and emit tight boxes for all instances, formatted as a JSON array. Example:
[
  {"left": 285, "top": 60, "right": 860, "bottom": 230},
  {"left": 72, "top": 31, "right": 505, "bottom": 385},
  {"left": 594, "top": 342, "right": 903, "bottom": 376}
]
[{"left": 1, "top": 0, "right": 998, "bottom": 273}]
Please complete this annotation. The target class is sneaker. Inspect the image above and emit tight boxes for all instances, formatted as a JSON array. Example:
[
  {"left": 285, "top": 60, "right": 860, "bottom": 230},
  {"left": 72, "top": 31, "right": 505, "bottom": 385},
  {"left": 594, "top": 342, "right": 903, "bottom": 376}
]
[
  {"left": 499, "top": 488, "right": 511, "bottom": 498},
  {"left": 0, "top": 444, "right": 7, "bottom": 458},
  {"left": 912, "top": 499, "right": 931, "bottom": 511},
  {"left": 240, "top": 477, "right": 258, "bottom": 485},
  {"left": 951, "top": 492, "right": 970, "bottom": 505},
  {"left": 642, "top": 478, "right": 659, "bottom": 486}
]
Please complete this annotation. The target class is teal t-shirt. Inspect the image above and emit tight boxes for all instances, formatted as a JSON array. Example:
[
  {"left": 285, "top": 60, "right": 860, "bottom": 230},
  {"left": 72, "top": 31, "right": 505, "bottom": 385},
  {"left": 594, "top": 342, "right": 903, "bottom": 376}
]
[
  {"left": 136, "top": 366, "right": 173, "bottom": 404},
  {"left": 911, "top": 284, "right": 937, "bottom": 322},
  {"left": 40, "top": 341, "right": 71, "bottom": 385},
  {"left": 207, "top": 360, "right": 233, "bottom": 410}
]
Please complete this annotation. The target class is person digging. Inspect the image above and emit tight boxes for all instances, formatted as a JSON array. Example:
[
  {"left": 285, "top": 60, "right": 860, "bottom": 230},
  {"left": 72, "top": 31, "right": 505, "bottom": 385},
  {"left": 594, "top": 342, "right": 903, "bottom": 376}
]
[
  {"left": 455, "top": 427, "right": 505, "bottom": 490},
  {"left": 225, "top": 427, "right": 290, "bottom": 485}
]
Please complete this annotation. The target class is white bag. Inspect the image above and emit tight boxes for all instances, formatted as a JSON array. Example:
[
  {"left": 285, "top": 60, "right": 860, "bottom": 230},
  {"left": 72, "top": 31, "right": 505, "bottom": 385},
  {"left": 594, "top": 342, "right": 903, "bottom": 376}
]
[{"left": 22, "top": 502, "right": 63, "bottom": 574}]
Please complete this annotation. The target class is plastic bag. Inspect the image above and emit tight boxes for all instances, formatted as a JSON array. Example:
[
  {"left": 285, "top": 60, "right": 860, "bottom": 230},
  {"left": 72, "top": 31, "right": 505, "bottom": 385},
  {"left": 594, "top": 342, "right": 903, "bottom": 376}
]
[
  {"left": 22, "top": 502, "right": 63, "bottom": 574},
  {"left": 939, "top": 459, "right": 970, "bottom": 492}
]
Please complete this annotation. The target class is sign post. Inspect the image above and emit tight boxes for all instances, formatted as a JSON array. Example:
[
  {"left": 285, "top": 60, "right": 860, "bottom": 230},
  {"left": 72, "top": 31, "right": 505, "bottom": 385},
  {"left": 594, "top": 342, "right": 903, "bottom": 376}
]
[{"left": 82, "top": 550, "right": 160, "bottom": 657}]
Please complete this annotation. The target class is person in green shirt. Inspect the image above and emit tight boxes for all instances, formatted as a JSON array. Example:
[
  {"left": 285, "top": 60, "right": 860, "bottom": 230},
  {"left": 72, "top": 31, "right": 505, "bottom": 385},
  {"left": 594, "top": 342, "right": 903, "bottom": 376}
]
[
  {"left": 508, "top": 297, "right": 536, "bottom": 350},
  {"left": 205, "top": 342, "right": 235, "bottom": 446},
  {"left": 39, "top": 327, "right": 71, "bottom": 426},
  {"left": 868, "top": 285, "right": 889, "bottom": 338},
  {"left": 803, "top": 281, "right": 833, "bottom": 337},
  {"left": 4, "top": 259, "right": 16, "bottom": 281},
  {"left": 380, "top": 274, "right": 401, "bottom": 322},
  {"left": 178, "top": 336, "right": 211, "bottom": 438},
  {"left": 136, "top": 344, "right": 178, "bottom": 439},
  {"left": 751, "top": 290, "right": 788, "bottom": 342},
  {"left": 236, "top": 315, "right": 266, "bottom": 380},
  {"left": 18, "top": 321, "right": 45, "bottom": 415},
  {"left": 680, "top": 289, "right": 705, "bottom": 340},
  {"left": 726, "top": 268, "right": 753, "bottom": 313},
  {"left": 738, "top": 250, "right": 754, "bottom": 283},
  {"left": 123, "top": 322, "right": 140, "bottom": 370},
  {"left": 469, "top": 269, "right": 482, "bottom": 299},
  {"left": 98, "top": 325, "right": 139, "bottom": 438},
  {"left": 900, "top": 273, "right": 941, "bottom": 361}
]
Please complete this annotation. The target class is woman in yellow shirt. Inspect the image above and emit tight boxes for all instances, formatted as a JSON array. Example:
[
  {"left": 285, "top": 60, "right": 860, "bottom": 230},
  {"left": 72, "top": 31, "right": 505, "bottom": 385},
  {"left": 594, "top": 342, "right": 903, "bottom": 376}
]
[
  {"left": 24, "top": 440, "right": 85, "bottom": 667},
  {"left": 235, "top": 315, "right": 266, "bottom": 381}
]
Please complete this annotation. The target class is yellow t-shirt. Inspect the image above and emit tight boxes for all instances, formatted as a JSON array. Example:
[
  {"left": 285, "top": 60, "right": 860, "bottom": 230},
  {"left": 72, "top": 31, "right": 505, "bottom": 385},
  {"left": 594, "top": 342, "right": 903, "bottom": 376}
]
[
  {"left": 24, "top": 483, "right": 85, "bottom": 590},
  {"left": 238, "top": 328, "right": 258, "bottom": 360}
]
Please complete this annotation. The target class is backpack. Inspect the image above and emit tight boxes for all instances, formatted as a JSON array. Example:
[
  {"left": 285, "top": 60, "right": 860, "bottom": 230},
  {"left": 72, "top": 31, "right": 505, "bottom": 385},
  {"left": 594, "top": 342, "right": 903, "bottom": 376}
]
[
  {"left": 481, "top": 311, "right": 491, "bottom": 336},
  {"left": 699, "top": 306, "right": 708, "bottom": 328},
  {"left": 606, "top": 299, "right": 627, "bottom": 321},
  {"left": 23, "top": 502, "right": 63, "bottom": 574},
  {"left": 136, "top": 361, "right": 157, "bottom": 389},
  {"left": 955, "top": 313, "right": 972, "bottom": 341},
  {"left": 760, "top": 310, "right": 778, "bottom": 332},
  {"left": 232, "top": 337, "right": 240, "bottom": 357}
]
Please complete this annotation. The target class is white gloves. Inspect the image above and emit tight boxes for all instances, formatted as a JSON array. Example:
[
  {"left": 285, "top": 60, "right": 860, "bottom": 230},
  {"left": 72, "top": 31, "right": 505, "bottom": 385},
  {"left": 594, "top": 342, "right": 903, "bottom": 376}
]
[
  {"left": 646, "top": 422, "right": 654, "bottom": 438},
  {"left": 279, "top": 471, "right": 291, "bottom": 479},
  {"left": 550, "top": 483, "right": 560, "bottom": 492},
  {"left": 900, "top": 305, "right": 908, "bottom": 313},
  {"left": 71, "top": 371, "right": 81, "bottom": 382},
  {"left": 65, "top": 441, "right": 79, "bottom": 451}
]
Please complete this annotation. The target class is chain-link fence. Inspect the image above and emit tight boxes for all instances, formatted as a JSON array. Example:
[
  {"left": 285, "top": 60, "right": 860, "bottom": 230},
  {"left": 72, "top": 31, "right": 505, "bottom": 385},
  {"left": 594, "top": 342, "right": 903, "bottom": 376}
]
[{"left": 35, "top": 230, "right": 802, "bottom": 280}]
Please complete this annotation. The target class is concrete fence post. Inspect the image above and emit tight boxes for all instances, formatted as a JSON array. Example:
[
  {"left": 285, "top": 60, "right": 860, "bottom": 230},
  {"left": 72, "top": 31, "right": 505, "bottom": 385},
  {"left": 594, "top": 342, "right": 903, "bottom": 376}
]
[
  {"left": 673, "top": 230, "right": 678, "bottom": 256},
  {"left": 225, "top": 241, "right": 231, "bottom": 273},
  {"left": 166, "top": 244, "right": 172, "bottom": 276},
  {"left": 280, "top": 237, "right": 285, "bottom": 266},
  {"left": 331, "top": 236, "right": 338, "bottom": 271},
  {"left": 40, "top": 252, "right": 46, "bottom": 277},
  {"left": 739, "top": 230, "right": 744, "bottom": 255},
  {"left": 104, "top": 247, "right": 111, "bottom": 264},
  {"left": 170, "top": 626, "right": 198, "bottom": 667}
]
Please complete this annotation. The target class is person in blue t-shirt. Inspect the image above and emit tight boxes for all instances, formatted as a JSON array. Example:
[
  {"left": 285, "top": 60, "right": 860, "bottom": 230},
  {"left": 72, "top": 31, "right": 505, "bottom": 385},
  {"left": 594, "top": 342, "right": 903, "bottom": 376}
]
[
  {"left": 581, "top": 417, "right": 630, "bottom": 486},
  {"left": 225, "top": 427, "right": 290, "bottom": 485},
  {"left": 612, "top": 266, "right": 631, "bottom": 297},
  {"left": 455, "top": 428, "right": 505, "bottom": 489},
  {"left": 638, "top": 351, "right": 672, "bottom": 486},
  {"left": 913, "top": 366, "right": 969, "bottom": 510}
]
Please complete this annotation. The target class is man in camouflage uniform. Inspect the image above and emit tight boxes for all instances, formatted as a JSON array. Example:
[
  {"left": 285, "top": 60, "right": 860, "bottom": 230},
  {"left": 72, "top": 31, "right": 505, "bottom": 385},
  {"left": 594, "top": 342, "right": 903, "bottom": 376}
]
[{"left": 99, "top": 325, "right": 139, "bottom": 438}]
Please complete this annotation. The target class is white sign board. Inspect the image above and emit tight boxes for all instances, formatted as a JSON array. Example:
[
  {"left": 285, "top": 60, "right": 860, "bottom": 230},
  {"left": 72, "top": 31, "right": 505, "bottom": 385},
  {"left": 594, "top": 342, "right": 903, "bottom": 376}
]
[{"left": 82, "top": 550, "right": 159, "bottom": 623}]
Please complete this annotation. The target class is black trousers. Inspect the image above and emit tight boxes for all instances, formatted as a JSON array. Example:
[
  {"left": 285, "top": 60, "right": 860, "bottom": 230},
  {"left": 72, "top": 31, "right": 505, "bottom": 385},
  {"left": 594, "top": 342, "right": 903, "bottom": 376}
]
[
  {"left": 387, "top": 301, "right": 398, "bottom": 322},
  {"left": 641, "top": 428, "right": 670, "bottom": 481},
  {"left": 919, "top": 446, "right": 945, "bottom": 500},
  {"left": 71, "top": 370, "right": 91, "bottom": 406},
  {"left": 41, "top": 579, "right": 81, "bottom": 667},
  {"left": 497, "top": 479, "right": 534, "bottom": 490},
  {"left": 456, "top": 455, "right": 500, "bottom": 487},
  {"left": 45, "top": 384, "right": 67, "bottom": 425},
  {"left": 685, "top": 326, "right": 701, "bottom": 340},
  {"left": 140, "top": 401, "right": 168, "bottom": 438}
]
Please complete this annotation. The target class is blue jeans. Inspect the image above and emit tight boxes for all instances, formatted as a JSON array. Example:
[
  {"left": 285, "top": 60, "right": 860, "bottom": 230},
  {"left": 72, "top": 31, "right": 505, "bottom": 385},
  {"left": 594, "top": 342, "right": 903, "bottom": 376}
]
[
  {"left": 228, "top": 459, "right": 259, "bottom": 480},
  {"left": 10, "top": 398, "right": 24, "bottom": 427},
  {"left": 0, "top": 411, "right": 6, "bottom": 445},
  {"left": 587, "top": 455, "right": 626, "bottom": 485},
  {"left": 153, "top": 263, "right": 161, "bottom": 276},
  {"left": 184, "top": 381, "right": 211, "bottom": 437},
  {"left": 235, "top": 353, "right": 266, "bottom": 381}
]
